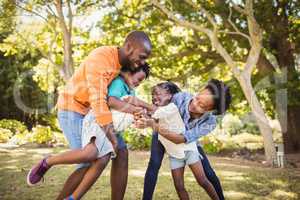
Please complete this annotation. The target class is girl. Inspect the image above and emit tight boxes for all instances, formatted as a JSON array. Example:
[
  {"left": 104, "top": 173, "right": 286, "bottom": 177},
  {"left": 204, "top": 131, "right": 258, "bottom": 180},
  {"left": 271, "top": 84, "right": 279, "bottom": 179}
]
[{"left": 141, "top": 81, "right": 226, "bottom": 200}]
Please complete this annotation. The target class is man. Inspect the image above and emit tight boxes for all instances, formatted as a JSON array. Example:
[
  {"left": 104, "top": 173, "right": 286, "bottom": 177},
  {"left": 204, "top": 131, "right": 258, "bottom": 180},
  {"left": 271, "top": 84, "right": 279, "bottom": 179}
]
[
  {"left": 27, "top": 31, "right": 151, "bottom": 200},
  {"left": 136, "top": 79, "right": 231, "bottom": 200}
]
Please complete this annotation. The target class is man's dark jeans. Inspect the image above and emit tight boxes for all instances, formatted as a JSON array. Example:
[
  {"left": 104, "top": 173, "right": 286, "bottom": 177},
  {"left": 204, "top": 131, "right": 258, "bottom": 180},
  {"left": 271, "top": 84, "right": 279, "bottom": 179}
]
[{"left": 142, "top": 133, "right": 225, "bottom": 200}]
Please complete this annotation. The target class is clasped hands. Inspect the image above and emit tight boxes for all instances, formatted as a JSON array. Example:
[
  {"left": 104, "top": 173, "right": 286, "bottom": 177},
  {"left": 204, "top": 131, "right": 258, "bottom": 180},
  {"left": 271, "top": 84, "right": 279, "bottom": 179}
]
[{"left": 133, "top": 109, "right": 157, "bottom": 129}]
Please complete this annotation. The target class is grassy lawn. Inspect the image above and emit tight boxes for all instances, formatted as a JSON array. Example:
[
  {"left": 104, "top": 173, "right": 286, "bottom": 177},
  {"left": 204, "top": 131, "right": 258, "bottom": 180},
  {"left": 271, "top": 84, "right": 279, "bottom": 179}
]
[{"left": 0, "top": 147, "right": 299, "bottom": 200}]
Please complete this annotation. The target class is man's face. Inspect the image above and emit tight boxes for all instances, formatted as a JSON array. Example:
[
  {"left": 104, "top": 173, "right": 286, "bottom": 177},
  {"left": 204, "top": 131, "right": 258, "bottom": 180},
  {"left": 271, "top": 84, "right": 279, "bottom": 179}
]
[
  {"left": 152, "top": 87, "right": 172, "bottom": 106},
  {"left": 125, "top": 42, "right": 151, "bottom": 70},
  {"left": 189, "top": 89, "right": 215, "bottom": 114}
]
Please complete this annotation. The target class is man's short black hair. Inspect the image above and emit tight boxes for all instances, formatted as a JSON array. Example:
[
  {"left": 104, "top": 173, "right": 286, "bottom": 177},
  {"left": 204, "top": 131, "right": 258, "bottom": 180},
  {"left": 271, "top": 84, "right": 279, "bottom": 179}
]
[
  {"left": 121, "top": 62, "right": 150, "bottom": 79},
  {"left": 124, "top": 30, "right": 151, "bottom": 48},
  {"left": 205, "top": 79, "right": 231, "bottom": 115},
  {"left": 154, "top": 81, "right": 181, "bottom": 95}
]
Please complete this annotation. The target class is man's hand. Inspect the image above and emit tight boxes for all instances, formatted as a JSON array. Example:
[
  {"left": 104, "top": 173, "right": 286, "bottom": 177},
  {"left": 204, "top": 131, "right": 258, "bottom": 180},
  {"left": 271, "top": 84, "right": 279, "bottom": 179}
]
[{"left": 103, "top": 123, "right": 118, "bottom": 155}]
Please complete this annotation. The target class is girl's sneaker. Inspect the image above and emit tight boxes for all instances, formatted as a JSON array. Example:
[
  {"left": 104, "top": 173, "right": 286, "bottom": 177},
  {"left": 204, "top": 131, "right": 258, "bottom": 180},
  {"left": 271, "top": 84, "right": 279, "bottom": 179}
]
[{"left": 26, "top": 158, "right": 50, "bottom": 186}]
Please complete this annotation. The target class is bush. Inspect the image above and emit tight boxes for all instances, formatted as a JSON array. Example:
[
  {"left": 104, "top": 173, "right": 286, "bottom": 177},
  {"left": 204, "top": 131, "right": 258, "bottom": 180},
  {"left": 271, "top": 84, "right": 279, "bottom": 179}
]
[
  {"left": 221, "top": 114, "right": 243, "bottom": 135},
  {"left": 200, "top": 135, "right": 223, "bottom": 154},
  {"left": 53, "top": 131, "right": 67, "bottom": 146},
  {"left": 29, "top": 125, "right": 54, "bottom": 144},
  {"left": 39, "top": 114, "right": 61, "bottom": 132},
  {"left": 0, "top": 119, "right": 27, "bottom": 135},
  {"left": 8, "top": 131, "right": 31, "bottom": 145},
  {"left": 232, "top": 132, "right": 264, "bottom": 150},
  {"left": 200, "top": 126, "right": 264, "bottom": 154},
  {"left": 0, "top": 128, "right": 13, "bottom": 143},
  {"left": 243, "top": 122, "right": 260, "bottom": 135},
  {"left": 123, "top": 128, "right": 152, "bottom": 150}
]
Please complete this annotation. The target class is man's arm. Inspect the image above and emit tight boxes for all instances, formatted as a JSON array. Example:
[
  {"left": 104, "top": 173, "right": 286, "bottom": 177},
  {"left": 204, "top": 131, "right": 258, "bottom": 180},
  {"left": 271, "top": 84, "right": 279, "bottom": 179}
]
[
  {"left": 86, "top": 58, "right": 113, "bottom": 126},
  {"left": 85, "top": 58, "right": 118, "bottom": 150},
  {"left": 102, "top": 123, "right": 118, "bottom": 152}
]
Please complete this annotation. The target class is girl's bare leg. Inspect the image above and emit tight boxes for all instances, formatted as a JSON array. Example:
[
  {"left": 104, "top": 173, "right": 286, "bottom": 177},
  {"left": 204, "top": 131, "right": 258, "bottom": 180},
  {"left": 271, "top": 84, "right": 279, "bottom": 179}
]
[
  {"left": 47, "top": 139, "right": 98, "bottom": 166},
  {"left": 71, "top": 154, "right": 111, "bottom": 200},
  {"left": 189, "top": 161, "right": 219, "bottom": 200},
  {"left": 171, "top": 167, "right": 189, "bottom": 200}
]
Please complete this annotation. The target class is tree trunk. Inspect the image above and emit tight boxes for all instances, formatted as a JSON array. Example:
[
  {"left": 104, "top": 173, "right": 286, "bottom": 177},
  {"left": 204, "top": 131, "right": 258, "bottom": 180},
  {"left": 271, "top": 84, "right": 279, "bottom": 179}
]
[
  {"left": 55, "top": 0, "right": 74, "bottom": 81},
  {"left": 271, "top": 35, "right": 300, "bottom": 153},
  {"left": 284, "top": 106, "right": 300, "bottom": 153},
  {"left": 238, "top": 74, "right": 277, "bottom": 164},
  {"left": 62, "top": 30, "right": 73, "bottom": 80},
  {"left": 266, "top": 0, "right": 300, "bottom": 153}
]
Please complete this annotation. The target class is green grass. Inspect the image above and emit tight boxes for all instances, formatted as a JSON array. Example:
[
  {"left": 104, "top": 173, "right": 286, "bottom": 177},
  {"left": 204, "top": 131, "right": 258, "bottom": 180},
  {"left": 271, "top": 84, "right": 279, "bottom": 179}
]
[{"left": 0, "top": 147, "right": 299, "bottom": 200}]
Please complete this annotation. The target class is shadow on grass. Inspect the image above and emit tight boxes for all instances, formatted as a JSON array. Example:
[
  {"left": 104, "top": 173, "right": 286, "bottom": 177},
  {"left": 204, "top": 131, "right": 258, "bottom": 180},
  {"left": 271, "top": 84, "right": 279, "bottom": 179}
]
[{"left": 0, "top": 147, "right": 299, "bottom": 200}]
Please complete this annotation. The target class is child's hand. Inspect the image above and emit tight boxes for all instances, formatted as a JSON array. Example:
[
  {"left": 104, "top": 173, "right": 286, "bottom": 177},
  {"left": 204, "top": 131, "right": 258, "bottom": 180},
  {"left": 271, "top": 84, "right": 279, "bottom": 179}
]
[
  {"left": 134, "top": 116, "right": 156, "bottom": 129},
  {"left": 147, "top": 105, "right": 158, "bottom": 116},
  {"left": 123, "top": 96, "right": 135, "bottom": 104},
  {"left": 133, "top": 108, "right": 147, "bottom": 120},
  {"left": 133, "top": 106, "right": 144, "bottom": 114}
]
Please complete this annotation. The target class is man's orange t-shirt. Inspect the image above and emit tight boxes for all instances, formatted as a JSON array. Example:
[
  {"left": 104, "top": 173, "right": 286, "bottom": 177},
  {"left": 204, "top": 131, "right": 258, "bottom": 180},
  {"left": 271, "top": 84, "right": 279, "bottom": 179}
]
[{"left": 57, "top": 46, "right": 121, "bottom": 126}]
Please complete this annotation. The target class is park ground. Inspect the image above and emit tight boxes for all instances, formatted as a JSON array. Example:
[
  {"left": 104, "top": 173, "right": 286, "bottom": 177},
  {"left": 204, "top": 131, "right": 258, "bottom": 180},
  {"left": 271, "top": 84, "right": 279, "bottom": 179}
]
[{"left": 0, "top": 146, "right": 299, "bottom": 200}]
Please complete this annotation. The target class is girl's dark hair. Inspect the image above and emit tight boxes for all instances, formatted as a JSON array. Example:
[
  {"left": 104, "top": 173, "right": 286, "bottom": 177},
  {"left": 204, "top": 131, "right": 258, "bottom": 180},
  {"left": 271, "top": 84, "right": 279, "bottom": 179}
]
[
  {"left": 154, "top": 81, "right": 181, "bottom": 95},
  {"left": 205, "top": 79, "right": 231, "bottom": 115},
  {"left": 121, "top": 63, "right": 150, "bottom": 78}
]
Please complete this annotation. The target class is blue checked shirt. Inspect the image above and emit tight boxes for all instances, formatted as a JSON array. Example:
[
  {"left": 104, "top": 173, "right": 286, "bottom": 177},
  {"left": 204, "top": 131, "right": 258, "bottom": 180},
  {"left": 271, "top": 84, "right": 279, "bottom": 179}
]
[{"left": 171, "top": 92, "right": 217, "bottom": 144}]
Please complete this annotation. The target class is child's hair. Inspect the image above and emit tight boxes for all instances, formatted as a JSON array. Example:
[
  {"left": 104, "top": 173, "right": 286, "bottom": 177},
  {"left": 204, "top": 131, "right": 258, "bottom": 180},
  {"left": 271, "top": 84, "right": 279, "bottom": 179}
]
[
  {"left": 121, "top": 63, "right": 150, "bottom": 78},
  {"left": 154, "top": 81, "right": 181, "bottom": 95},
  {"left": 205, "top": 79, "right": 231, "bottom": 115}
]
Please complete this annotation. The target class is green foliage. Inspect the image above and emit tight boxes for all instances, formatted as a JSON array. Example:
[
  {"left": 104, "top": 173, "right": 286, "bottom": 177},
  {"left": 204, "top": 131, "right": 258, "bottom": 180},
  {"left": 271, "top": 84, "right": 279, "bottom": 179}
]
[
  {"left": 200, "top": 135, "right": 223, "bottom": 154},
  {"left": 0, "top": 119, "right": 27, "bottom": 135},
  {"left": 0, "top": 0, "right": 298, "bottom": 151},
  {"left": 0, "top": 128, "right": 13, "bottom": 143},
  {"left": 221, "top": 114, "right": 260, "bottom": 136},
  {"left": 221, "top": 114, "right": 243, "bottom": 135},
  {"left": 29, "top": 125, "right": 53, "bottom": 144},
  {"left": 199, "top": 114, "right": 283, "bottom": 153},
  {"left": 123, "top": 128, "right": 152, "bottom": 150},
  {"left": 0, "top": 0, "right": 16, "bottom": 39},
  {"left": 39, "top": 113, "right": 60, "bottom": 131}
]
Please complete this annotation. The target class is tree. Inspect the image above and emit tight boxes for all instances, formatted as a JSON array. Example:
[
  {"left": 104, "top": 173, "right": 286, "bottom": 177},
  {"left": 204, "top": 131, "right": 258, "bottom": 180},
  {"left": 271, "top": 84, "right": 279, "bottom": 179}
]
[
  {"left": 14, "top": 0, "right": 75, "bottom": 81},
  {"left": 150, "top": 0, "right": 277, "bottom": 164},
  {"left": 214, "top": 0, "right": 300, "bottom": 153},
  {"left": 255, "top": 0, "right": 300, "bottom": 153},
  {"left": 0, "top": 0, "right": 50, "bottom": 127}
]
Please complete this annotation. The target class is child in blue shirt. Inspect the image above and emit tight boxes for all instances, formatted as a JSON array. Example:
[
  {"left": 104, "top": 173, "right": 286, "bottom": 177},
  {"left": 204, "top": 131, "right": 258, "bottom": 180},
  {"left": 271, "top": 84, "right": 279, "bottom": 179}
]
[{"left": 27, "top": 64, "right": 155, "bottom": 200}]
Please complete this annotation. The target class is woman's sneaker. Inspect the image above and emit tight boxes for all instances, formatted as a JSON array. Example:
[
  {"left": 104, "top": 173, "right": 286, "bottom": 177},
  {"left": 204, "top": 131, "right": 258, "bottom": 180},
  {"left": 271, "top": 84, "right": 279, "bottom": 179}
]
[{"left": 26, "top": 158, "right": 50, "bottom": 186}]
